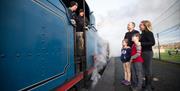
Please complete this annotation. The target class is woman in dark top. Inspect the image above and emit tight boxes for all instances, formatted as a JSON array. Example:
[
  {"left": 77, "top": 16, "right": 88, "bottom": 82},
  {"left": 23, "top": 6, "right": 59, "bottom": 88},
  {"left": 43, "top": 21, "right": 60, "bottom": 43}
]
[{"left": 139, "top": 20, "right": 155, "bottom": 91}]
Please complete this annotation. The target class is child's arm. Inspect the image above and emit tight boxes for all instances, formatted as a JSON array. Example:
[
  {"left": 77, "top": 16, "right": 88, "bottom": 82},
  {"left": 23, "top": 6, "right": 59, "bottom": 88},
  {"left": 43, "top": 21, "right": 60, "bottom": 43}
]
[{"left": 130, "top": 43, "right": 141, "bottom": 60}]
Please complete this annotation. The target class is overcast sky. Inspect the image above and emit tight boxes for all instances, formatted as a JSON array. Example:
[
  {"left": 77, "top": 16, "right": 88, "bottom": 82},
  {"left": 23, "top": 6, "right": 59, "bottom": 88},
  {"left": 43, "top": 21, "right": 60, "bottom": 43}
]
[{"left": 86, "top": 0, "right": 179, "bottom": 57}]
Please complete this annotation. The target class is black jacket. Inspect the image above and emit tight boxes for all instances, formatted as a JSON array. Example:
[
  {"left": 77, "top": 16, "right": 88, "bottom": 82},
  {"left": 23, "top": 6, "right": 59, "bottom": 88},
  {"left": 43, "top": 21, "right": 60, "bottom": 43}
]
[
  {"left": 124, "top": 30, "right": 139, "bottom": 47},
  {"left": 76, "top": 16, "right": 88, "bottom": 32},
  {"left": 140, "top": 31, "right": 155, "bottom": 52}
]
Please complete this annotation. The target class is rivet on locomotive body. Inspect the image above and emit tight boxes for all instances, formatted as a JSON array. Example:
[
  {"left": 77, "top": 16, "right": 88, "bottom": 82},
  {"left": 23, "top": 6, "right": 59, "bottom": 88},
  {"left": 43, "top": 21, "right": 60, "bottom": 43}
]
[
  {"left": 37, "top": 53, "right": 41, "bottom": 56},
  {"left": 46, "top": 52, "right": 49, "bottom": 55},
  {"left": 0, "top": 54, "right": 5, "bottom": 58},
  {"left": 41, "top": 40, "right": 45, "bottom": 43},
  {"left": 28, "top": 53, "right": 32, "bottom": 56},
  {"left": 42, "top": 47, "right": 46, "bottom": 50},
  {"left": 16, "top": 53, "right": 20, "bottom": 57}
]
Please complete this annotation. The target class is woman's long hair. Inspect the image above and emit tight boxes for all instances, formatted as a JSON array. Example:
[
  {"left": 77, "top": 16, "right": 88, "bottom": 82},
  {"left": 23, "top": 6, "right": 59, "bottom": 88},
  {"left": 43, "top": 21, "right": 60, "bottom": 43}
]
[{"left": 141, "top": 20, "right": 152, "bottom": 31}]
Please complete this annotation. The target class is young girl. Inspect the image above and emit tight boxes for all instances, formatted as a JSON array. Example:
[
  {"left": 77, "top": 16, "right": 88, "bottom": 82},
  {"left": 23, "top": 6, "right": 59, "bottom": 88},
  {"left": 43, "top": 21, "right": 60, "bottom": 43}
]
[
  {"left": 130, "top": 33, "right": 144, "bottom": 91},
  {"left": 120, "top": 39, "right": 131, "bottom": 86}
]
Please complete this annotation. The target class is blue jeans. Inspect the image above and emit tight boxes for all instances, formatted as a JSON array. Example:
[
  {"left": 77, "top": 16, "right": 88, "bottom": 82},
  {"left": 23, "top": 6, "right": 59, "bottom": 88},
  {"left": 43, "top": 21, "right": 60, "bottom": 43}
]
[{"left": 131, "top": 62, "right": 143, "bottom": 89}]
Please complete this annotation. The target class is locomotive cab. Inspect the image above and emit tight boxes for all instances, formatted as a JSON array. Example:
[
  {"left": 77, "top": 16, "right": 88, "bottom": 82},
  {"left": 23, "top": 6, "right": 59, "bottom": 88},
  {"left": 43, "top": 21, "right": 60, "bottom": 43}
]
[
  {"left": 62, "top": 0, "right": 93, "bottom": 74},
  {"left": 62, "top": 0, "right": 91, "bottom": 24}
]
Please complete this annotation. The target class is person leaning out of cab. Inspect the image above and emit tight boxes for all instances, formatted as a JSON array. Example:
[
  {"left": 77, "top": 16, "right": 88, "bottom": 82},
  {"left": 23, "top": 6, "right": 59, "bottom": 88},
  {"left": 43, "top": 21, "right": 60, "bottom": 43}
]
[{"left": 68, "top": 1, "right": 78, "bottom": 26}]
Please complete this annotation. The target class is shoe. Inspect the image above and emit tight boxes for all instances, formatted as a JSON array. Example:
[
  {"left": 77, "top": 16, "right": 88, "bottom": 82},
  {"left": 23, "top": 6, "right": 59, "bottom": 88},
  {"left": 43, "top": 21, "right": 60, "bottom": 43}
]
[
  {"left": 123, "top": 80, "right": 131, "bottom": 86},
  {"left": 121, "top": 80, "right": 126, "bottom": 84}
]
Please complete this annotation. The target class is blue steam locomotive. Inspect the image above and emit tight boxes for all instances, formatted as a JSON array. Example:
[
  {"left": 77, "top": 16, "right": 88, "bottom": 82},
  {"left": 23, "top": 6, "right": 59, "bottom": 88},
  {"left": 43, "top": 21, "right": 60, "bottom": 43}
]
[{"left": 0, "top": 0, "right": 109, "bottom": 91}]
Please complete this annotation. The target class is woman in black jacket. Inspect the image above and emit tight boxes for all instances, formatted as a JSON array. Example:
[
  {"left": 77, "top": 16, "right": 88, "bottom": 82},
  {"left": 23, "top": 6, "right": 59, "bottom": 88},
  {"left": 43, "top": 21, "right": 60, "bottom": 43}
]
[{"left": 139, "top": 20, "right": 155, "bottom": 91}]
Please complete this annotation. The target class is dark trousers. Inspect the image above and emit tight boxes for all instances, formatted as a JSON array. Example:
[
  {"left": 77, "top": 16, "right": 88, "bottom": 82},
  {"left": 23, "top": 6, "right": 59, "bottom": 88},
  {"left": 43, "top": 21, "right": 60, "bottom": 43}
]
[
  {"left": 142, "top": 51, "right": 153, "bottom": 86},
  {"left": 131, "top": 62, "right": 143, "bottom": 89}
]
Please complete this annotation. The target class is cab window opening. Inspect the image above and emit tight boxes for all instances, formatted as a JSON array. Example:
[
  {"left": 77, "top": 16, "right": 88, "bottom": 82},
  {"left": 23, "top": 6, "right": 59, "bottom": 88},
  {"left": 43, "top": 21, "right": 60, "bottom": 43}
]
[{"left": 61, "top": 0, "right": 90, "bottom": 22}]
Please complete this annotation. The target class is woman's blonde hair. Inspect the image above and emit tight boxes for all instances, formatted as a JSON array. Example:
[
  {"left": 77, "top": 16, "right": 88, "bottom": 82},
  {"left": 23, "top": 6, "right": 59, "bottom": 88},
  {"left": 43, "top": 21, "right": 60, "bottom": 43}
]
[{"left": 141, "top": 20, "right": 152, "bottom": 31}]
